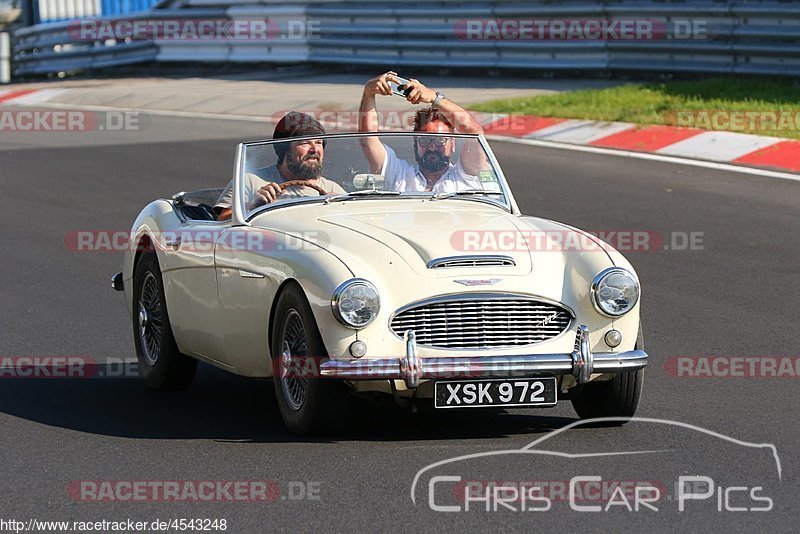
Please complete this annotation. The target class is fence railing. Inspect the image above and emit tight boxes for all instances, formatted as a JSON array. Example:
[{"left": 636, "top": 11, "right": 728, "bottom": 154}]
[
  {"left": 35, "top": 0, "right": 161, "bottom": 23},
  {"left": 11, "top": 1, "right": 800, "bottom": 78},
  {"left": 14, "top": 7, "right": 223, "bottom": 74}
]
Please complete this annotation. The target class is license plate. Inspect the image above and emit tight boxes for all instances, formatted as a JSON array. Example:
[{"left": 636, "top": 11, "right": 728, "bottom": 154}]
[{"left": 434, "top": 377, "right": 557, "bottom": 409}]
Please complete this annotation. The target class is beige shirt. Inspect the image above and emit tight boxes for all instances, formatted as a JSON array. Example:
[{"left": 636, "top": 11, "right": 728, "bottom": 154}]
[{"left": 215, "top": 165, "right": 345, "bottom": 212}]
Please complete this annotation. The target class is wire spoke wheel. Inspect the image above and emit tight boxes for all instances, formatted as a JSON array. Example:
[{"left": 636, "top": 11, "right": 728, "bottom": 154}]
[
  {"left": 138, "top": 271, "right": 162, "bottom": 366},
  {"left": 280, "top": 309, "right": 309, "bottom": 411},
  {"left": 271, "top": 283, "right": 348, "bottom": 434},
  {"left": 132, "top": 253, "right": 197, "bottom": 390}
]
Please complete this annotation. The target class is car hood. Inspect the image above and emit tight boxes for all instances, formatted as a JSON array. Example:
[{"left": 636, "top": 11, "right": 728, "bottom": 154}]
[
  {"left": 248, "top": 200, "right": 634, "bottom": 356},
  {"left": 315, "top": 204, "right": 534, "bottom": 276},
  {"left": 252, "top": 200, "right": 618, "bottom": 284}
]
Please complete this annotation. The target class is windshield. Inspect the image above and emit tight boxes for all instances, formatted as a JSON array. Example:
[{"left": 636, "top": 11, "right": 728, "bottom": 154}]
[{"left": 236, "top": 133, "right": 511, "bottom": 220}]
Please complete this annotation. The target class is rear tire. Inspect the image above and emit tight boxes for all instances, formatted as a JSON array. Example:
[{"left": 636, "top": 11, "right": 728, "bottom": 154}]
[
  {"left": 271, "top": 283, "right": 348, "bottom": 435},
  {"left": 132, "top": 252, "right": 197, "bottom": 390}
]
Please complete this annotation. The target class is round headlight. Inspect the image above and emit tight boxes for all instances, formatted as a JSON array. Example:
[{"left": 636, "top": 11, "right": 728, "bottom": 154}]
[
  {"left": 332, "top": 279, "right": 380, "bottom": 328},
  {"left": 591, "top": 268, "right": 639, "bottom": 317}
]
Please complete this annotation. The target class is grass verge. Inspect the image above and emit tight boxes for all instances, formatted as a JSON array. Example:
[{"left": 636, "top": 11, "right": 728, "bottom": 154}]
[{"left": 471, "top": 78, "right": 800, "bottom": 139}]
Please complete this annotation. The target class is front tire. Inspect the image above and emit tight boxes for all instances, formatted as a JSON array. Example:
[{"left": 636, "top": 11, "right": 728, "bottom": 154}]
[
  {"left": 132, "top": 252, "right": 197, "bottom": 390},
  {"left": 271, "top": 283, "right": 348, "bottom": 435},
  {"left": 571, "top": 369, "right": 643, "bottom": 422}
]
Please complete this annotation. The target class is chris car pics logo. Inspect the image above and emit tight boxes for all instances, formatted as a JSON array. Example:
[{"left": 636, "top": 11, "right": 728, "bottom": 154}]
[{"left": 411, "top": 418, "right": 780, "bottom": 513}]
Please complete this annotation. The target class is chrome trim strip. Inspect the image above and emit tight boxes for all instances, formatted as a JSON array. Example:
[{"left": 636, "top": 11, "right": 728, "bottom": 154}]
[
  {"left": 453, "top": 278, "right": 502, "bottom": 287},
  {"left": 426, "top": 255, "right": 516, "bottom": 269},
  {"left": 320, "top": 325, "right": 648, "bottom": 388},
  {"left": 319, "top": 351, "right": 648, "bottom": 387},
  {"left": 232, "top": 143, "right": 248, "bottom": 227},
  {"left": 238, "top": 269, "right": 264, "bottom": 279}
]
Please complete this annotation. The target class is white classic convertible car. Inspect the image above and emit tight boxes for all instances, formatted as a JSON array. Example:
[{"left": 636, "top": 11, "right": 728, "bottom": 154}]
[{"left": 113, "top": 132, "right": 647, "bottom": 434}]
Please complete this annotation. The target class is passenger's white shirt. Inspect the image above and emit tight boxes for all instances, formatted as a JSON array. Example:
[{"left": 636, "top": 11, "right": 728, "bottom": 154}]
[{"left": 381, "top": 145, "right": 482, "bottom": 193}]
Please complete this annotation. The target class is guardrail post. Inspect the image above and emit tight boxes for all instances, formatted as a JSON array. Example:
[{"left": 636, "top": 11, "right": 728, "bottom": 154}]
[{"left": 0, "top": 32, "right": 10, "bottom": 84}]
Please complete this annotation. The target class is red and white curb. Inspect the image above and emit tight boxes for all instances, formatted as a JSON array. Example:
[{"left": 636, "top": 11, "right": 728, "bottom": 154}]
[
  {"left": 2, "top": 87, "right": 799, "bottom": 176},
  {"left": 480, "top": 114, "right": 800, "bottom": 174},
  {"left": 0, "top": 88, "right": 67, "bottom": 105}
]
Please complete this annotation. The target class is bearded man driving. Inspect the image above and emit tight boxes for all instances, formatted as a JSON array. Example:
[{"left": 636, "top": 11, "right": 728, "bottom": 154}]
[{"left": 215, "top": 111, "right": 345, "bottom": 220}]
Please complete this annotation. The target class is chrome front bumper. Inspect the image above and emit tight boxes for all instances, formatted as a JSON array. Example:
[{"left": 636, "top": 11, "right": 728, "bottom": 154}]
[{"left": 320, "top": 325, "right": 648, "bottom": 389}]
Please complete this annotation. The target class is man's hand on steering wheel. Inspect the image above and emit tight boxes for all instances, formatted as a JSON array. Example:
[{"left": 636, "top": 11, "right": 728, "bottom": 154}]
[
  {"left": 254, "top": 182, "right": 283, "bottom": 205},
  {"left": 254, "top": 180, "right": 328, "bottom": 207}
]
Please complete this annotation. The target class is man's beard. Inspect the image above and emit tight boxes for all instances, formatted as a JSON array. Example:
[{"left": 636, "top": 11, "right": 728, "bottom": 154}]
[
  {"left": 417, "top": 150, "right": 450, "bottom": 172},
  {"left": 287, "top": 153, "right": 323, "bottom": 179}
]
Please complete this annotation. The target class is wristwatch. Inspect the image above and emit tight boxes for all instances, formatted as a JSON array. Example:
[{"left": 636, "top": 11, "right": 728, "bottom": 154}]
[{"left": 432, "top": 91, "right": 445, "bottom": 107}]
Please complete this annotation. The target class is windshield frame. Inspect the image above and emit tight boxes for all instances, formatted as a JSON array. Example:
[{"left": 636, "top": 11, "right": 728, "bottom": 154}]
[{"left": 232, "top": 132, "right": 519, "bottom": 225}]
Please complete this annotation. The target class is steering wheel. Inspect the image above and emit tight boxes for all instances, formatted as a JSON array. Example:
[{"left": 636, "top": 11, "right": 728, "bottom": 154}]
[{"left": 278, "top": 180, "right": 328, "bottom": 196}]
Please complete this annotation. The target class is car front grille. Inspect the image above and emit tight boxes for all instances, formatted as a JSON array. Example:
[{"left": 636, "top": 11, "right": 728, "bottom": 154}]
[{"left": 390, "top": 295, "right": 573, "bottom": 349}]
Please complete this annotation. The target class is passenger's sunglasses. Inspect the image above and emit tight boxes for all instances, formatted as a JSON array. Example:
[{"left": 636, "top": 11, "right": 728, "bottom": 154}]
[{"left": 415, "top": 136, "right": 452, "bottom": 148}]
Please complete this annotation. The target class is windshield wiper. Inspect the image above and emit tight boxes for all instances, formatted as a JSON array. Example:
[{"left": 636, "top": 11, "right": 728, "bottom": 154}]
[
  {"left": 433, "top": 190, "right": 504, "bottom": 200},
  {"left": 326, "top": 190, "right": 401, "bottom": 203}
]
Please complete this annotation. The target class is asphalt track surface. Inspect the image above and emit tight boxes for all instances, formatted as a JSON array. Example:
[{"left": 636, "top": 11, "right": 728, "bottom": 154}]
[{"left": 1, "top": 112, "right": 799, "bottom": 533}]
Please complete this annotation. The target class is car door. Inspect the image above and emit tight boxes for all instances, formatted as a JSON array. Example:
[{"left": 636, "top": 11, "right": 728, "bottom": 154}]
[
  {"left": 158, "top": 219, "right": 230, "bottom": 366},
  {"left": 212, "top": 225, "right": 284, "bottom": 376}
]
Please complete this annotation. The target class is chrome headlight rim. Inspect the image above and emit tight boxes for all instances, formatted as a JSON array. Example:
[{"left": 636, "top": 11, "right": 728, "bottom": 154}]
[
  {"left": 591, "top": 267, "right": 640, "bottom": 318},
  {"left": 331, "top": 278, "right": 380, "bottom": 329}
]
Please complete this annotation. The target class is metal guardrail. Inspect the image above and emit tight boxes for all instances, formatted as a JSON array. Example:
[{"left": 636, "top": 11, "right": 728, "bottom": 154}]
[
  {"left": 34, "top": 0, "right": 163, "bottom": 24},
  {"left": 11, "top": 1, "right": 800, "bottom": 78},
  {"left": 13, "top": 7, "right": 225, "bottom": 74},
  {"left": 301, "top": 1, "right": 800, "bottom": 77}
]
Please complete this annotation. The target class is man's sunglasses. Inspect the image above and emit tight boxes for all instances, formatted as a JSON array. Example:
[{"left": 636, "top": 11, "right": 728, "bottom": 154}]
[{"left": 415, "top": 136, "right": 453, "bottom": 148}]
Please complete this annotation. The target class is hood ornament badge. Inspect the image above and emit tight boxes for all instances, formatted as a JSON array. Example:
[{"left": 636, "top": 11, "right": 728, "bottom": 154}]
[{"left": 454, "top": 278, "right": 502, "bottom": 286}]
